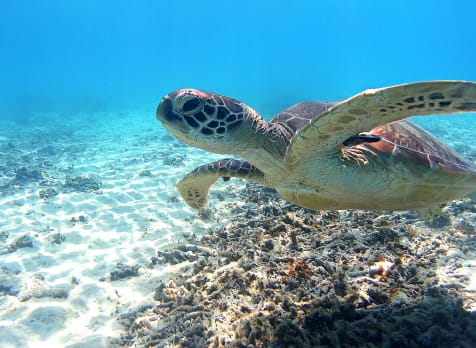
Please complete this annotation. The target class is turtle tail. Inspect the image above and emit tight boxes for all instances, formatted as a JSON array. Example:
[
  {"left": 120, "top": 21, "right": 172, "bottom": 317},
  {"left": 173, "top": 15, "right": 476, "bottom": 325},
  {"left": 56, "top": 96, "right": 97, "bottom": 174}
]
[{"left": 176, "top": 159, "right": 266, "bottom": 210}]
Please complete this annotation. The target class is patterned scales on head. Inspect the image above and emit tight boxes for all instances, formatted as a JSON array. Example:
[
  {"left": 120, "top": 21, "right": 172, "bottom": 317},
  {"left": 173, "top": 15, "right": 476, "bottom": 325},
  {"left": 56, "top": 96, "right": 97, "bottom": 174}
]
[{"left": 156, "top": 81, "right": 476, "bottom": 211}]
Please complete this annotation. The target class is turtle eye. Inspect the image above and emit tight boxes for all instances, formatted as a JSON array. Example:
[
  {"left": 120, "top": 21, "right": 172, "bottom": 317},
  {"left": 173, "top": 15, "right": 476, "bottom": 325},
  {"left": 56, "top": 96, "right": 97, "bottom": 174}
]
[{"left": 179, "top": 95, "right": 203, "bottom": 115}]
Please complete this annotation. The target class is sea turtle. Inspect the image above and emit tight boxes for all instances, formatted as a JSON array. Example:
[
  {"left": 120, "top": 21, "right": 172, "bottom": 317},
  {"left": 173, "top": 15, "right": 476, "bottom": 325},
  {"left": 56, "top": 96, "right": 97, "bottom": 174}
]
[{"left": 156, "top": 81, "right": 476, "bottom": 211}]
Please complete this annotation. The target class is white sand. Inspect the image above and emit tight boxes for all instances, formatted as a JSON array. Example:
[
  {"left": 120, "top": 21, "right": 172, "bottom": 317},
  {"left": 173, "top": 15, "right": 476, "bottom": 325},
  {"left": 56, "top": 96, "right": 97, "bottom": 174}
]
[{"left": 0, "top": 111, "right": 246, "bottom": 347}]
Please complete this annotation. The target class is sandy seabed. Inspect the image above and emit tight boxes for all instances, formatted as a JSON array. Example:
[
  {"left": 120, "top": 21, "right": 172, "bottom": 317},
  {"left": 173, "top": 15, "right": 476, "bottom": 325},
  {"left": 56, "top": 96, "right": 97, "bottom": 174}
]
[
  {"left": 0, "top": 111, "right": 235, "bottom": 347},
  {"left": 0, "top": 111, "right": 475, "bottom": 347}
]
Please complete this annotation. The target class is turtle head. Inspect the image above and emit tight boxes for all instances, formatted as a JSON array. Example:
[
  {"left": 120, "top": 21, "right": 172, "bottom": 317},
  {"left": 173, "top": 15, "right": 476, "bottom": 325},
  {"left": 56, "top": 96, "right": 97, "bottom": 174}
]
[{"left": 157, "top": 89, "right": 261, "bottom": 154}]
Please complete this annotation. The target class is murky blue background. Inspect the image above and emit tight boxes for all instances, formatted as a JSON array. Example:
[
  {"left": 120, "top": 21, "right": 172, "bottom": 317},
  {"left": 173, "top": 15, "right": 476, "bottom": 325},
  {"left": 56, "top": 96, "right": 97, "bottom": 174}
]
[{"left": 1, "top": 0, "right": 475, "bottom": 121}]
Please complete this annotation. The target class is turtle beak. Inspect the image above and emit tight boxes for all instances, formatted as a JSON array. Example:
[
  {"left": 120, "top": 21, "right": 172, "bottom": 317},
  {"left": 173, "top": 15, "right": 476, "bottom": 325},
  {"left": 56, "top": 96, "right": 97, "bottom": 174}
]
[
  {"left": 156, "top": 93, "right": 193, "bottom": 143},
  {"left": 157, "top": 95, "right": 179, "bottom": 123}
]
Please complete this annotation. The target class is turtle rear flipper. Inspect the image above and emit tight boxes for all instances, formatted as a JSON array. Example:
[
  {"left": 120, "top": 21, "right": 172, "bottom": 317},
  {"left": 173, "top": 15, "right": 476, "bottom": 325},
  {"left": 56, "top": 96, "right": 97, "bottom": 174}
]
[{"left": 176, "top": 159, "right": 266, "bottom": 210}]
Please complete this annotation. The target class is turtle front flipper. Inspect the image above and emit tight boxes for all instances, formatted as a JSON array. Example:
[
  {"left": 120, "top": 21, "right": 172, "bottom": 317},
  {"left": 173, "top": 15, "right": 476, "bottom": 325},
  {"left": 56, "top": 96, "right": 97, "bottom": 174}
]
[
  {"left": 176, "top": 159, "right": 266, "bottom": 210},
  {"left": 286, "top": 80, "right": 476, "bottom": 164}
]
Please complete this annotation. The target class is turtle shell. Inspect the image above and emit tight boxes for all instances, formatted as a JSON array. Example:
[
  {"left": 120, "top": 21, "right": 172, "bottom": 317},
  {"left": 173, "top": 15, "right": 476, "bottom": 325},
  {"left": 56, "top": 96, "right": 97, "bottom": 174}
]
[{"left": 365, "top": 120, "right": 476, "bottom": 175}]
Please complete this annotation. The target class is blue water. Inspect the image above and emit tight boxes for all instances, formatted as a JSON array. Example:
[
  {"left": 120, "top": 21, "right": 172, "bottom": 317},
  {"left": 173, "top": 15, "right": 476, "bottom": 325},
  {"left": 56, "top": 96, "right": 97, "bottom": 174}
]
[{"left": 1, "top": 0, "right": 476, "bottom": 121}]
